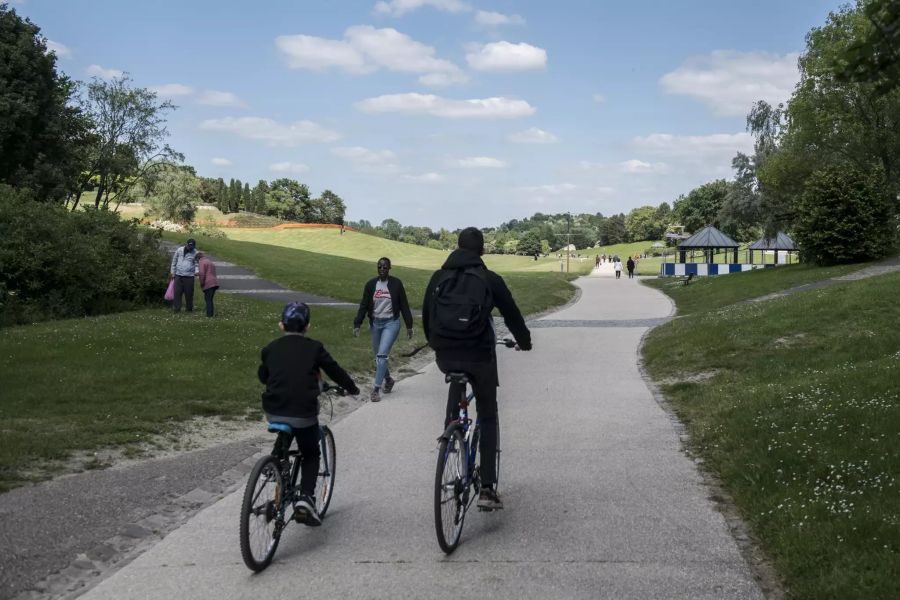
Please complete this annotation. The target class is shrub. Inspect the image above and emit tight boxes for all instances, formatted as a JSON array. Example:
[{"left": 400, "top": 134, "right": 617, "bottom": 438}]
[
  {"left": 793, "top": 165, "right": 896, "bottom": 265},
  {"left": 186, "top": 223, "right": 226, "bottom": 239},
  {"left": 0, "top": 185, "right": 169, "bottom": 326}
]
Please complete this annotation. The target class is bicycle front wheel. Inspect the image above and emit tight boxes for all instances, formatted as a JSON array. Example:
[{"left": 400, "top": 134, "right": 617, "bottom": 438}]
[
  {"left": 239, "top": 455, "right": 284, "bottom": 572},
  {"left": 434, "top": 427, "right": 467, "bottom": 554},
  {"left": 316, "top": 426, "right": 336, "bottom": 518}
]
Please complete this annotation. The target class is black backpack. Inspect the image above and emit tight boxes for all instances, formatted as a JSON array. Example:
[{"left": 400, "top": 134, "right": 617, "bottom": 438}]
[{"left": 429, "top": 267, "right": 494, "bottom": 343}]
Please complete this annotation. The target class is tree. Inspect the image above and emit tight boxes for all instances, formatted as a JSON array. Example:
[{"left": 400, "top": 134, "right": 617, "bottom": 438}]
[
  {"left": 268, "top": 178, "right": 310, "bottom": 221},
  {"left": 517, "top": 230, "right": 542, "bottom": 256},
  {"left": 317, "top": 190, "right": 346, "bottom": 224},
  {"left": 242, "top": 182, "right": 251, "bottom": 213},
  {"left": 673, "top": 180, "right": 730, "bottom": 233},
  {"left": 76, "top": 74, "right": 181, "bottom": 211},
  {"left": 772, "top": 4, "right": 900, "bottom": 203},
  {"left": 0, "top": 5, "right": 92, "bottom": 201},
  {"left": 600, "top": 214, "right": 626, "bottom": 245},
  {"left": 380, "top": 218, "right": 401, "bottom": 240},
  {"left": 793, "top": 164, "right": 895, "bottom": 264},
  {"left": 836, "top": 0, "right": 900, "bottom": 94},
  {"left": 144, "top": 165, "right": 200, "bottom": 223},
  {"left": 197, "top": 177, "right": 218, "bottom": 206},
  {"left": 251, "top": 180, "right": 268, "bottom": 215},
  {"left": 215, "top": 178, "right": 227, "bottom": 212},
  {"left": 624, "top": 206, "right": 662, "bottom": 242}
]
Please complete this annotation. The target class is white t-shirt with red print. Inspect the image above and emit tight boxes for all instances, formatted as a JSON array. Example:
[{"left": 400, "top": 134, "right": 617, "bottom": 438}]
[{"left": 372, "top": 280, "right": 394, "bottom": 319}]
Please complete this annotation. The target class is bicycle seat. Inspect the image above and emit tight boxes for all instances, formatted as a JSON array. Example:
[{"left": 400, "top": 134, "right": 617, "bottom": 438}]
[
  {"left": 267, "top": 422, "right": 293, "bottom": 434},
  {"left": 444, "top": 372, "right": 470, "bottom": 384}
]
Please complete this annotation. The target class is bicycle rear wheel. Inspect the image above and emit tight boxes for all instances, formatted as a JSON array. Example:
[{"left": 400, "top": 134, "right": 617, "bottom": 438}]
[
  {"left": 239, "top": 455, "right": 284, "bottom": 572},
  {"left": 434, "top": 427, "right": 467, "bottom": 553},
  {"left": 316, "top": 426, "right": 336, "bottom": 518}
]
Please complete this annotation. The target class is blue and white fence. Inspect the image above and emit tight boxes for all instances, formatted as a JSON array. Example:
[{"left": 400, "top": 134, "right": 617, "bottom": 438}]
[{"left": 660, "top": 263, "right": 776, "bottom": 277}]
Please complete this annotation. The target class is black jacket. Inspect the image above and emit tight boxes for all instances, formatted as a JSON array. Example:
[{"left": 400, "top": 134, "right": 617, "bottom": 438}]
[
  {"left": 258, "top": 334, "right": 357, "bottom": 419},
  {"left": 353, "top": 275, "right": 414, "bottom": 329},
  {"left": 422, "top": 249, "right": 532, "bottom": 361}
]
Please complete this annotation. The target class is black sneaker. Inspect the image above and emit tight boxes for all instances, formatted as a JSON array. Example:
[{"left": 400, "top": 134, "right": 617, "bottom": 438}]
[
  {"left": 477, "top": 487, "right": 503, "bottom": 510},
  {"left": 383, "top": 376, "right": 395, "bottom": 394},
  {"left": 293, "top": 495, "right": 322, "bottom": 526}
]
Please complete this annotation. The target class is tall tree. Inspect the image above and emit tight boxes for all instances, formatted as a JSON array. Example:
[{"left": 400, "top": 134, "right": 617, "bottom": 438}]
[
  {"left": 836, "top": 0, "right": 900, "bottom": 93},
  {"left": 318, "top": 189, "right": 346, "bottom": 224},
  {"left": 76, "top": 74, "right": 181, "bottom": 211},
  {"left": 145, "top": 165, "right": 200, "bottom": 224},
  {"left": 673, "top": 180, "right": 730, "bottom": 234},
  {"left": 242, "top": 182, "right": 251, "bottom": 213},
  {"left": 268, "top": 178, "right": 310, "bottom": 221},
  {"left": 250, "top": 180, "right": 268, "bottom": 215},
  {"left": 0, "top": 5, "right": 92, "bottom": 201}
]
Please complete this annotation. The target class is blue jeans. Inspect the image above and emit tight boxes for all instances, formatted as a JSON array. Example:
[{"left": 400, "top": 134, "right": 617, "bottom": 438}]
[{"left": 370, "top": 318, "right": 401, "bottom": 388}]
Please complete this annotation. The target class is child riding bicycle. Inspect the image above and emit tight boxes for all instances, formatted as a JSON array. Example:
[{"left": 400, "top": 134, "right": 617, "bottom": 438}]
[{"left": 257, "top": 302, "right": 360, "bottom": 525}]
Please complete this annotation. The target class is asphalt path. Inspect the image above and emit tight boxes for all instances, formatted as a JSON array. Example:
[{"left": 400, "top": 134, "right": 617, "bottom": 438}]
[{"left": 75, "top": 269, "right": 765, "bottom": 600}]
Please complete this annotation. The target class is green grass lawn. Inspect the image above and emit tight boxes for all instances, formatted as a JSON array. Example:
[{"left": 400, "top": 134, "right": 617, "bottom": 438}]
[
  {"left": 642, "top": 262, "right": 866, "bottom": 316},
  {"left": 0, "top": 293, "right": 426, "bottom": 492},
  {"left": 642, "top": 269, "right": 899, "bottom": 600}
]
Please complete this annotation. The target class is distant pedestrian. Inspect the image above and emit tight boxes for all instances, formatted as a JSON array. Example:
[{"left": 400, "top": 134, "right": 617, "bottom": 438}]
[
  {"left": 196, "top": 252, "right": 219, "bottom": 317},
  {"left": 170, "top": 238, "right": 198, "bottom": 312},
  {"left": 614, "top": 258, "right": 623, "bottom": 279},
  {"left": 353, "top": 257, "right": 414, "bottom": 403},
  {"left": 595, "top": 254, "right": 600, "bottom": 268},
  {"left": 626, "top": 257, "right": 635, "bottom": 279}
]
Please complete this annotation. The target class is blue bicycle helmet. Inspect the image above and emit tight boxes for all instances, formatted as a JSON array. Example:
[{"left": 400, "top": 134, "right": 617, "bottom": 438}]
[{"left": 281, "top": 301, "right": 310, "bottom": 332}]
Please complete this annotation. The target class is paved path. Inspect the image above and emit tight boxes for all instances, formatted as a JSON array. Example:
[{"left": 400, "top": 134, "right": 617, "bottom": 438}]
[
  {"left": 160, "top": 241, "right": 355, "bottom": 307},
  {"left": 76, "top": 272, "right": 765, "bottom": 600}
]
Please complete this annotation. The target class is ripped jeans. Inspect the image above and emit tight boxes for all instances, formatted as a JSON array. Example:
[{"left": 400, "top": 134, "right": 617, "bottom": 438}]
[{"left": 371, "top": 317, "right": 401, "bottom": 388}]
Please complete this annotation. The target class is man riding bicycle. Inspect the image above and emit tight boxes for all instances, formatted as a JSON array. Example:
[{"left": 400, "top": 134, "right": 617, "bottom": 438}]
[{"left": 423, "top": 227, "right": 532, "bottom": 510}]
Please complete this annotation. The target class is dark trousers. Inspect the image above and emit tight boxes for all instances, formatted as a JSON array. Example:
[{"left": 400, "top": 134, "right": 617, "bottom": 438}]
[
  {"left": 203, "top": 286, "right": 218, "bottom": 317},
  {"left": 284, "top": 425, "right": 320, "bottom": 497},
  {"left": 436, "top": 356, "right": 499, "bottom": 487},
  {"left": 628, "top": 268, "right": 634, "bottom": 279},
  {"left": 173, "top": 276, "right": 195, "bottom": 312}
]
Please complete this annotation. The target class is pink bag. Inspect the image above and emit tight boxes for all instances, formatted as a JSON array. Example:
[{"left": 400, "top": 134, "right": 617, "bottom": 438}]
[{"left": 164, "top": 279, "right": 175, "bottom": 301}]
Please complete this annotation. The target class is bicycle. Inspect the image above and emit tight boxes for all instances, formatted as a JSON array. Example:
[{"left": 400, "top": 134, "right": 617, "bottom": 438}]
[
  {"left": 239, "top": 381, "right": 343, "bottom": 572},
  {"left": 434, "top": 338, "right": 517, "bottom": 554}
]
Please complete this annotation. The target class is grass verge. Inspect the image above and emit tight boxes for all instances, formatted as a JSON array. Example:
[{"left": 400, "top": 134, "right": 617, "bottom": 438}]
[
  {"left": 642, "top": 270, "right": 899, "bottom": 599},
  {"left": 0, "top": 293, "right": 424, "bottom": 492}
]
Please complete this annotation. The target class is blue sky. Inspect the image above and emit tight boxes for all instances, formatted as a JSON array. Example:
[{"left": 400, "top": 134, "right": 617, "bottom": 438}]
[{"left": 15, "top": 0, "right": 844, "bottom": 229}]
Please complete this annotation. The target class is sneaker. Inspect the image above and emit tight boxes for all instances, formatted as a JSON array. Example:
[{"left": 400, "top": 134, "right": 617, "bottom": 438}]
[
  {"left": 370, "top": 387, "right": 381, "bottom": 403},
  {"left": 383, "top": 376, "right": 395, "bottom": 394},
  {"left": 477, "top": 487, "right": 503, "bottom": 511},
  {"left": 293, "top": 495, "right": 322, "bottom": 526}
]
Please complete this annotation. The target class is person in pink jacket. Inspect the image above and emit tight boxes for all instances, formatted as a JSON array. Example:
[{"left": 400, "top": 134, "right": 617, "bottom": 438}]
[{"left": 196, "top": 252, "right": 219, "bottom": 317}]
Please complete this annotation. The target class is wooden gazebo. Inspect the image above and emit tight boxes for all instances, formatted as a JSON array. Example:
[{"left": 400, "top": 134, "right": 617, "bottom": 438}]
[
  {"left": 677, "top": 226, "right": 739, "bottom": 263},
  {"left": 748, "top": 232, "right": 799, "bottom": 264}
]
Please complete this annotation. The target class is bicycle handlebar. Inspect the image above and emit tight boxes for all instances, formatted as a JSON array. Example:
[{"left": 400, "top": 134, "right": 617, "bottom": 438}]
[{"left": 320, "top": 381, "right": 346, "bottom": 396}]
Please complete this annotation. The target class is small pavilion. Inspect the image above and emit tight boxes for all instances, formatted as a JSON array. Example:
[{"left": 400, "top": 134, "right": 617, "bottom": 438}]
[
  {"left": 677, "top": 226, "right": 739, "bottom": 263},
  {"left": 748, "top": 232, "right": 799, "bottom": 264}
]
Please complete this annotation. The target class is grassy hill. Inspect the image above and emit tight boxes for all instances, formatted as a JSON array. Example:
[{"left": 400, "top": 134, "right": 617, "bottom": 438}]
[{"left": 642, "top": 265, "right": 899, "bottom": 600}]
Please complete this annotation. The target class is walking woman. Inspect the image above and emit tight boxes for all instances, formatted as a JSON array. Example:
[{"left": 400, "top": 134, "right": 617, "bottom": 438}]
[{"left": 353, "top": 257, "right": 414, "bottom": 402}]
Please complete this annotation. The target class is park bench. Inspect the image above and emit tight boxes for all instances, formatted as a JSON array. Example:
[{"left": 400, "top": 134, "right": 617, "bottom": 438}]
[{"left": 682, "top": 273, "right": 695, "bottom": 286}]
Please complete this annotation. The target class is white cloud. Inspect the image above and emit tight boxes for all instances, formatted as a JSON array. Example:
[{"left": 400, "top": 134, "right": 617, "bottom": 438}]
[
  {"left": 86, "top": 64, "right": 123, "bottom": 79},
  {"left": 374, "top": 0, "right": 470, "bottom": 16},
  {"left": 631, "top": 132, "right": 753, "bottom": 161},
  {"left": 151, "top": 83, "right": 194, "bottom": 97},
  {"left": 196, "top": 90, "right": 247, "bottom": 108},
  {"left": 211, "top": 157, "right": 232, "bottom": 166},
  {"left": 276, "top": 26, "right": 465, "bottom": 86},
  {"left": 269, "top": 161, "right": 310, "bottom": 173},
  {"left": 466, "top": 41, "right": 547, "bottom": 71},
  {"left": 518, "top": 183, "right": 578, "bottom": 195},
  {"left": 620, "top": 159, "right": 669, "bottom": 174},
  {"left": 199, "top": 117, "right": 341, "bottom": 145},
  {"left": 356, "top": 93, "right": 535, "bottom": 119},
  {"left": 46, "top": 40, "right": 72, "bottom": 59},
  {"left": 403, "top": 172, "right": 445, "bottom": 183},
  {"left": 593, "top": 94, "right": 606, "bottom": 104},
  {"left": 660, "top": 50, "right": 799, "bottom": 117},
  {"left": 331, "top": 146, "right": 401, "bottom": 174},
  {"left": 451, "top": 156, "right": 509, "bottom": 169},
  {"left": 508, "top": 127, "right": 558, "bottom": 144},
  {"left": 474, "top": 10, "right": 525, "bottom": 26}
]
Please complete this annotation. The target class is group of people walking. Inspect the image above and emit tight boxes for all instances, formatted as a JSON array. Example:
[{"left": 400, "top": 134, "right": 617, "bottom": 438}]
[{"left": 595, "top": 254, "right": 637, "bottom": 279}]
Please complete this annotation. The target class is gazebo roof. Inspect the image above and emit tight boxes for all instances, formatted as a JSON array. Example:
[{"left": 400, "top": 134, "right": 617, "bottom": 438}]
[
  {"left": 678, "top": 226, "right": 738, "bottom": 249},
  {"left": 748, "top": 231, "right": 798, "bottom": 251}
]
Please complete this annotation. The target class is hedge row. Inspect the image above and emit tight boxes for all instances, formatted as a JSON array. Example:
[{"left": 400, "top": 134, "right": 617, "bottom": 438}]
[{"left": 1, "top": 186, "right": 169, "bottom": 326}]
